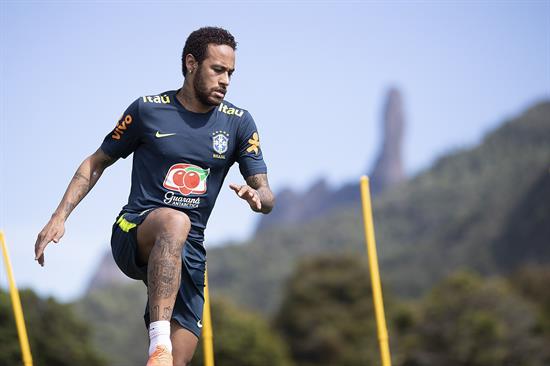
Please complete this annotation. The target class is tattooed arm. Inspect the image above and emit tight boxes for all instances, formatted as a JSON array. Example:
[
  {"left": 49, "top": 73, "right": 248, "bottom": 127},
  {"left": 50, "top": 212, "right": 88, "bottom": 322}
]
[
  {"left": 34, "top": 148, "right": 117, "bottom": 266},
  {"left": 229, "top": 173, "right": 275, "bottom": 214}
]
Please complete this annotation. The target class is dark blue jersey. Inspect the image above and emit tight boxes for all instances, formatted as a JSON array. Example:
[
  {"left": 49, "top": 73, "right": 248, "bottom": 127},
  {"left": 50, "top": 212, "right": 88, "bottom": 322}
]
[{"left": 100, "top": 90, "right": 267, "bottom": 242}]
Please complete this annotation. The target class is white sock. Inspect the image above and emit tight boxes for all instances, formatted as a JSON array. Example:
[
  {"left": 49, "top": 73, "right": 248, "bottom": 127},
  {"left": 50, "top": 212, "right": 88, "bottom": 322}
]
[{"left": 148, "top": 320, "right": 172, "bottom": 356}]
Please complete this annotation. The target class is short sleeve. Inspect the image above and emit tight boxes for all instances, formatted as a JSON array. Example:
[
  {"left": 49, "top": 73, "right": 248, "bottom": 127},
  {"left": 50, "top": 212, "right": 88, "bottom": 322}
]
[
  {"left": 100, "top": 98, "right": 142, "bottom": 159},
  {"left": 236, "top": 112, "right": 267, "bottom": 178}
]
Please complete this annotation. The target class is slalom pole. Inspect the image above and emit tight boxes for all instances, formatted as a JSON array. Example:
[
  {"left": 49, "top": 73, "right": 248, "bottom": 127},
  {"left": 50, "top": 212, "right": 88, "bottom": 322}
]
[
  {"left": 202, "top": 266, "right": 215, "bottom": 366},
  {"left": 0, "top": 231, "right": 33, "bottom": 366},
  {"left": 359, "top": 177, "right": 392, "bottom": 366}
]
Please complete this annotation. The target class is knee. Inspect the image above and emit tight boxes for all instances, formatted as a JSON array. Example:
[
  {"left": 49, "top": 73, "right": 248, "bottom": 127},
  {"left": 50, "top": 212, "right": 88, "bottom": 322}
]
[{"left": 153, "top": 208, "right": 191, "bottom": 238}]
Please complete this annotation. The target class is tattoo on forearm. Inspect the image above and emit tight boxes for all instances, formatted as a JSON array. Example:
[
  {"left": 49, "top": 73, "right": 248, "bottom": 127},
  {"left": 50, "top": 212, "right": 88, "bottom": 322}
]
[
  {"left": 63, "top": 170, "right": 93, "bottom": 217},
  {"left": 246, "top": 175, "right": 259, "bottom": 187},
  {"left": 73, "top": 171, "right": 90, "bottom": 183},
  {"left": 98, "top": 154, "right": 117, "bottom": 169},
  {"left": 246, "top": 174, "right": 267, "bottom": 189},
  {"left": 62, "top": 202, "right": 75, "bottom": 217},
  {"left": 246, "top": 174, "right": 274, "bottom": 213},
  {"left": 55, "top": 150, "right": 115, "bottom": 220}
]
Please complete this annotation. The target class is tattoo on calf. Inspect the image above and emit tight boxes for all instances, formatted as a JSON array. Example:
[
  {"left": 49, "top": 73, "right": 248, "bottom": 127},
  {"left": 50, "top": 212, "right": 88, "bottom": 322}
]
[
  {"left": 158, "top": 232, "right": 182, "bottom": 257},
  {"left": 151, "top": 305, "right": 159, "bottom": 320},
  {"left": 150, "top": 305, "right": 172, "bottom": 322},
  {"left": 150, "top": 259, "right": 180, "bottom": 298},
  {"left": 147, "top": 229, "right": 184, "bottom": 322},
  {"left": 162, "top": 306, "right": 172, "bottom": 321}
]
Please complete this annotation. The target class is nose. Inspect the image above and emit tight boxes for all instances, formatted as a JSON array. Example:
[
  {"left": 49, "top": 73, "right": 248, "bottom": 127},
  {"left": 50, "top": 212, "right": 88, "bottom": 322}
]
[{"left": 219, "top": 72, "right": 230, "bottom": 87}]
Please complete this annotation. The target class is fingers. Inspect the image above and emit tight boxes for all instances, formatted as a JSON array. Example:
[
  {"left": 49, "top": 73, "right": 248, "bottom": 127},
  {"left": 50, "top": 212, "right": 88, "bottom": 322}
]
[
  {"left": 241, "top": 187, "right": 261, "bottom": 209},
  {"left": 34, "top": 226, "right": 64, "bottom": 267},
  {"left": 229, "top": 183, "right": 241, "bottom": 193},
  {"left": 244, "top": 188, "right": 261, "bottom": 210},
  {"left": 237, "top": 185, "right": 249, "bottom": 197},
  {"left": 229, "top": 183, "right": 248, "bottom": 197},
  {"left": 37, "top": 253, "right": 45, "bottom": 266},
  {"left": 34, "top": 233, "right": 49, "bottom": 267},
  {"left": 229, "top": 183, "right": 261, "bottom": 210},
  {"left": 52, "top": 230, "right": 64, "bottom": 244},
  {"left": 251, "top": 192, "right": 261, "bottom": 210}
]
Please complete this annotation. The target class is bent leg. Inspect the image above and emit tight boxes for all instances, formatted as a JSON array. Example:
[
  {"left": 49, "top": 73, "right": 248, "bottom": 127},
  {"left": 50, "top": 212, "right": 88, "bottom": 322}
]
[
  {"left": 137, "top": 207, "right": 191, "bottom": 322},
  {"left": 171, "top": 321, "right": 199, "bottom": 366}
]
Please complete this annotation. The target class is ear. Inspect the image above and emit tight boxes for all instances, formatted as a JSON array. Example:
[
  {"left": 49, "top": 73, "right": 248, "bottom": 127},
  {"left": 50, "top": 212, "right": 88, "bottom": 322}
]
[{"left": 185, "top": 54, "right": 198, "bottom": 74}]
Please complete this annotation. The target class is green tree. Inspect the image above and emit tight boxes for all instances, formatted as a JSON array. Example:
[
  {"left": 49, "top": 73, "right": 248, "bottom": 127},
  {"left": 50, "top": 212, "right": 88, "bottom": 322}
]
[
  {"left": 194, "top": 297, "right": 293, "bottom": 366},
  {"left": 0, "top": 288, "right": 106, "bottom": 366},
  {"left": 509, "top": 265, "right": 550, "bottom": 364},
  {"left": 275, "top": 255, "right": 383, "bottom": 366},
  {"left": 510, "top": 265, "right": 550, "bottom": 333},
  {"left": 402, "top": 272, "right": 545, "bottom": 366}
]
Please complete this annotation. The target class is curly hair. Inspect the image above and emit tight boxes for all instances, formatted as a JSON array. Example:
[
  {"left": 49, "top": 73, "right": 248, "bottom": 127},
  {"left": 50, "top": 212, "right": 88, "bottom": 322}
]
[{"left": 181, "top": 27, "right": 237, "bottom": 77}]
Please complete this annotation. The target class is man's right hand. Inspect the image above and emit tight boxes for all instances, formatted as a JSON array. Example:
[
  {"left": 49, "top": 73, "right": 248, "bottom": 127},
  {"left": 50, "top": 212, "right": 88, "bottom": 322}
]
[{"left": 35, "top": 215, "right": 65, "bottom": 267}]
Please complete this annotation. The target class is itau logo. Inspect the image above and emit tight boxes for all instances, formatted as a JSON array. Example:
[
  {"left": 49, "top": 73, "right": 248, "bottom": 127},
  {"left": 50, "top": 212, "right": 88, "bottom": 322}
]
[{"left": 163, "top": 163, "right": 210, "bottom": 195}]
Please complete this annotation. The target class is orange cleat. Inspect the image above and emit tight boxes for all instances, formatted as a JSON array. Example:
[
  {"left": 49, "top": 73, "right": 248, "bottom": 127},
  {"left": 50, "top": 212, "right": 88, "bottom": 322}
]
[{"left": 146, "top": 345, "right": 173, "bottom": 366}]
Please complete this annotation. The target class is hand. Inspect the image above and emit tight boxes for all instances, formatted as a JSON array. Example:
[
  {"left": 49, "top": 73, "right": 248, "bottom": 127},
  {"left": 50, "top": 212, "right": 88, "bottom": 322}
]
[
  {"left": 34, "top": 215, "right": 65, "bottom": 267},
  {"left": 229, "top": 183, "right": 262, "bottom": 212}
]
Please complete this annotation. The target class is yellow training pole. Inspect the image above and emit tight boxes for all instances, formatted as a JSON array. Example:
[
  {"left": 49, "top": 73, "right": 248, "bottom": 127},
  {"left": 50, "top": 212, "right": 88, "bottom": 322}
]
[
  {"left": 0, "top": 231, "right": 33, "bottom": 366},
  {"left": 359, "top": 176, "right": 392, "bottom": 366},
  {"left": 202, "top": 267, "right": 215, "bottom": 366}
]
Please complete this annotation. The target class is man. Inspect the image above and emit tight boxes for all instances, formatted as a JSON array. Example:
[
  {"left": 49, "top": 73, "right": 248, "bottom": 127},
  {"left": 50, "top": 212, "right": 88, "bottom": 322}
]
[{"left": 34, "top": 27, "right": 274, "bottom": 366}]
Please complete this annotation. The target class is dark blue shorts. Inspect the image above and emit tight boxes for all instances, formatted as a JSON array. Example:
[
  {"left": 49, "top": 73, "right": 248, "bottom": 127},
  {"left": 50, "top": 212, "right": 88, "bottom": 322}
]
[{"left": 110, "top": 209, "right": 206, "bottom": 338}]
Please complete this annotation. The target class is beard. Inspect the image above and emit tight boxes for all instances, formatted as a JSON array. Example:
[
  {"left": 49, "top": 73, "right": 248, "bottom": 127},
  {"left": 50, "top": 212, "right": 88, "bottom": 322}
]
[{"left": 193, "top": 66, "right": 225, "bottom": 107}]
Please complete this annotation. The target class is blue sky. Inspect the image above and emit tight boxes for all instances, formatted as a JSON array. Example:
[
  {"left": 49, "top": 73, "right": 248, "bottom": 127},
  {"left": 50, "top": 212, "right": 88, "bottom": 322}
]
[{"left": 1, "top": 1, "right": 549, "bottom": 300}]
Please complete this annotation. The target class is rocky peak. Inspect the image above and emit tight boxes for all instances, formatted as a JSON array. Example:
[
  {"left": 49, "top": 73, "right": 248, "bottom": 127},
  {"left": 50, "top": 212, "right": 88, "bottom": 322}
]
[
  {"left": 369, "top": 87, "right": 405, "bottom": 194},
  {"left": 255, "top": 88, "right": 406, "bottom": 232}
]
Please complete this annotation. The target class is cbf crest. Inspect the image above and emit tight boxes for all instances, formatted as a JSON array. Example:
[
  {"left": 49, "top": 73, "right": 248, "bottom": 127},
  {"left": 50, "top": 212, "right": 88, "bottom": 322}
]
[{"left": 212, "top": 130, "right": 230, "bottom": 159}]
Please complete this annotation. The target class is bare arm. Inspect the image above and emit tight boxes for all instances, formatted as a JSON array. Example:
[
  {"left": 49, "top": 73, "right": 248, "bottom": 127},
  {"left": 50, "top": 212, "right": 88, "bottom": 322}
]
[
  {"left": 229, "top": 173, "right": 275, "bottom": 214},
  {"left": 34, "top": 148, "right": 117, "bottom": 266}
]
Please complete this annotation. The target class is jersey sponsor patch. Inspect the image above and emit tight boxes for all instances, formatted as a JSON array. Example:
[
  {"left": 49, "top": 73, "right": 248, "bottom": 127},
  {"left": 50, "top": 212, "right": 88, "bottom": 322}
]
[
  {"left": 142, "top": 95, "right": 170, "bottom": 104},
  {"left": 218, "top": 102, "right": 244, "bottom": 117},
  {"left": 163, "top": 163, "right": 210, "bottom": 196},
  {"left": 111, "top": 114, "right": 133, "bottom": 140}
]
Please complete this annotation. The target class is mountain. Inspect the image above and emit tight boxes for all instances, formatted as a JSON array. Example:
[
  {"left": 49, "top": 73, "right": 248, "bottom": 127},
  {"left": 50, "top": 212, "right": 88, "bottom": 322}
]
[
  {"left": 87, "top": 251, "right": 133, "bottom": 292},
  {"left": 255, "top": 87, "right": 406, "bottom": 232},
  {"left": 206, "top": 100, "right": 550, "bottom": 312}
]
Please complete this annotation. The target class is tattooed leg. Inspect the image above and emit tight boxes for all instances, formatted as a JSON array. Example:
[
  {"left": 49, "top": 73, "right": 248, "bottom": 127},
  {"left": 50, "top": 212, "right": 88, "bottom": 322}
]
[
  {"left": 148, "top": 232, "right": 183, "bottom": 321},
  {"left": 137, "top": 208, "right": 191, "bottom": 323}
]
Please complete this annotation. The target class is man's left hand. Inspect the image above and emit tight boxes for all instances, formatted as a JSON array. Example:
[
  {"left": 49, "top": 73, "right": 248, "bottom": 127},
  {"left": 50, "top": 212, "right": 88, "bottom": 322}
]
[{"left": 229, "top": 183, "right": 262, "bottom": 212}]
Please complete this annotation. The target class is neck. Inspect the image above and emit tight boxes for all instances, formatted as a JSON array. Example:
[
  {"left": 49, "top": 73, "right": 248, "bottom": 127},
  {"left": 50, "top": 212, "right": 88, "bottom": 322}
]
[{"left": 176, "top": 82, "right": 215, "bottom": 113}]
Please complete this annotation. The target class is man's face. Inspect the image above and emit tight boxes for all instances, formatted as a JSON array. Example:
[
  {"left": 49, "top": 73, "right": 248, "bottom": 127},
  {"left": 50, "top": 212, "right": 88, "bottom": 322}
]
[{"left": 193, "top": 44, "right": 235, "bottom": 107}]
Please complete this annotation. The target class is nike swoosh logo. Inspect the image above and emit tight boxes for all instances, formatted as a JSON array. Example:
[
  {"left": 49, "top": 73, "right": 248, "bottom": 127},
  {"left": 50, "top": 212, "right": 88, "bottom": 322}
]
[
  {"left": 155, "top": 131, "right": 176, "bottom": 138},
  {"left": 197, "top": 320, "right": 203, "bottom": 328}
]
